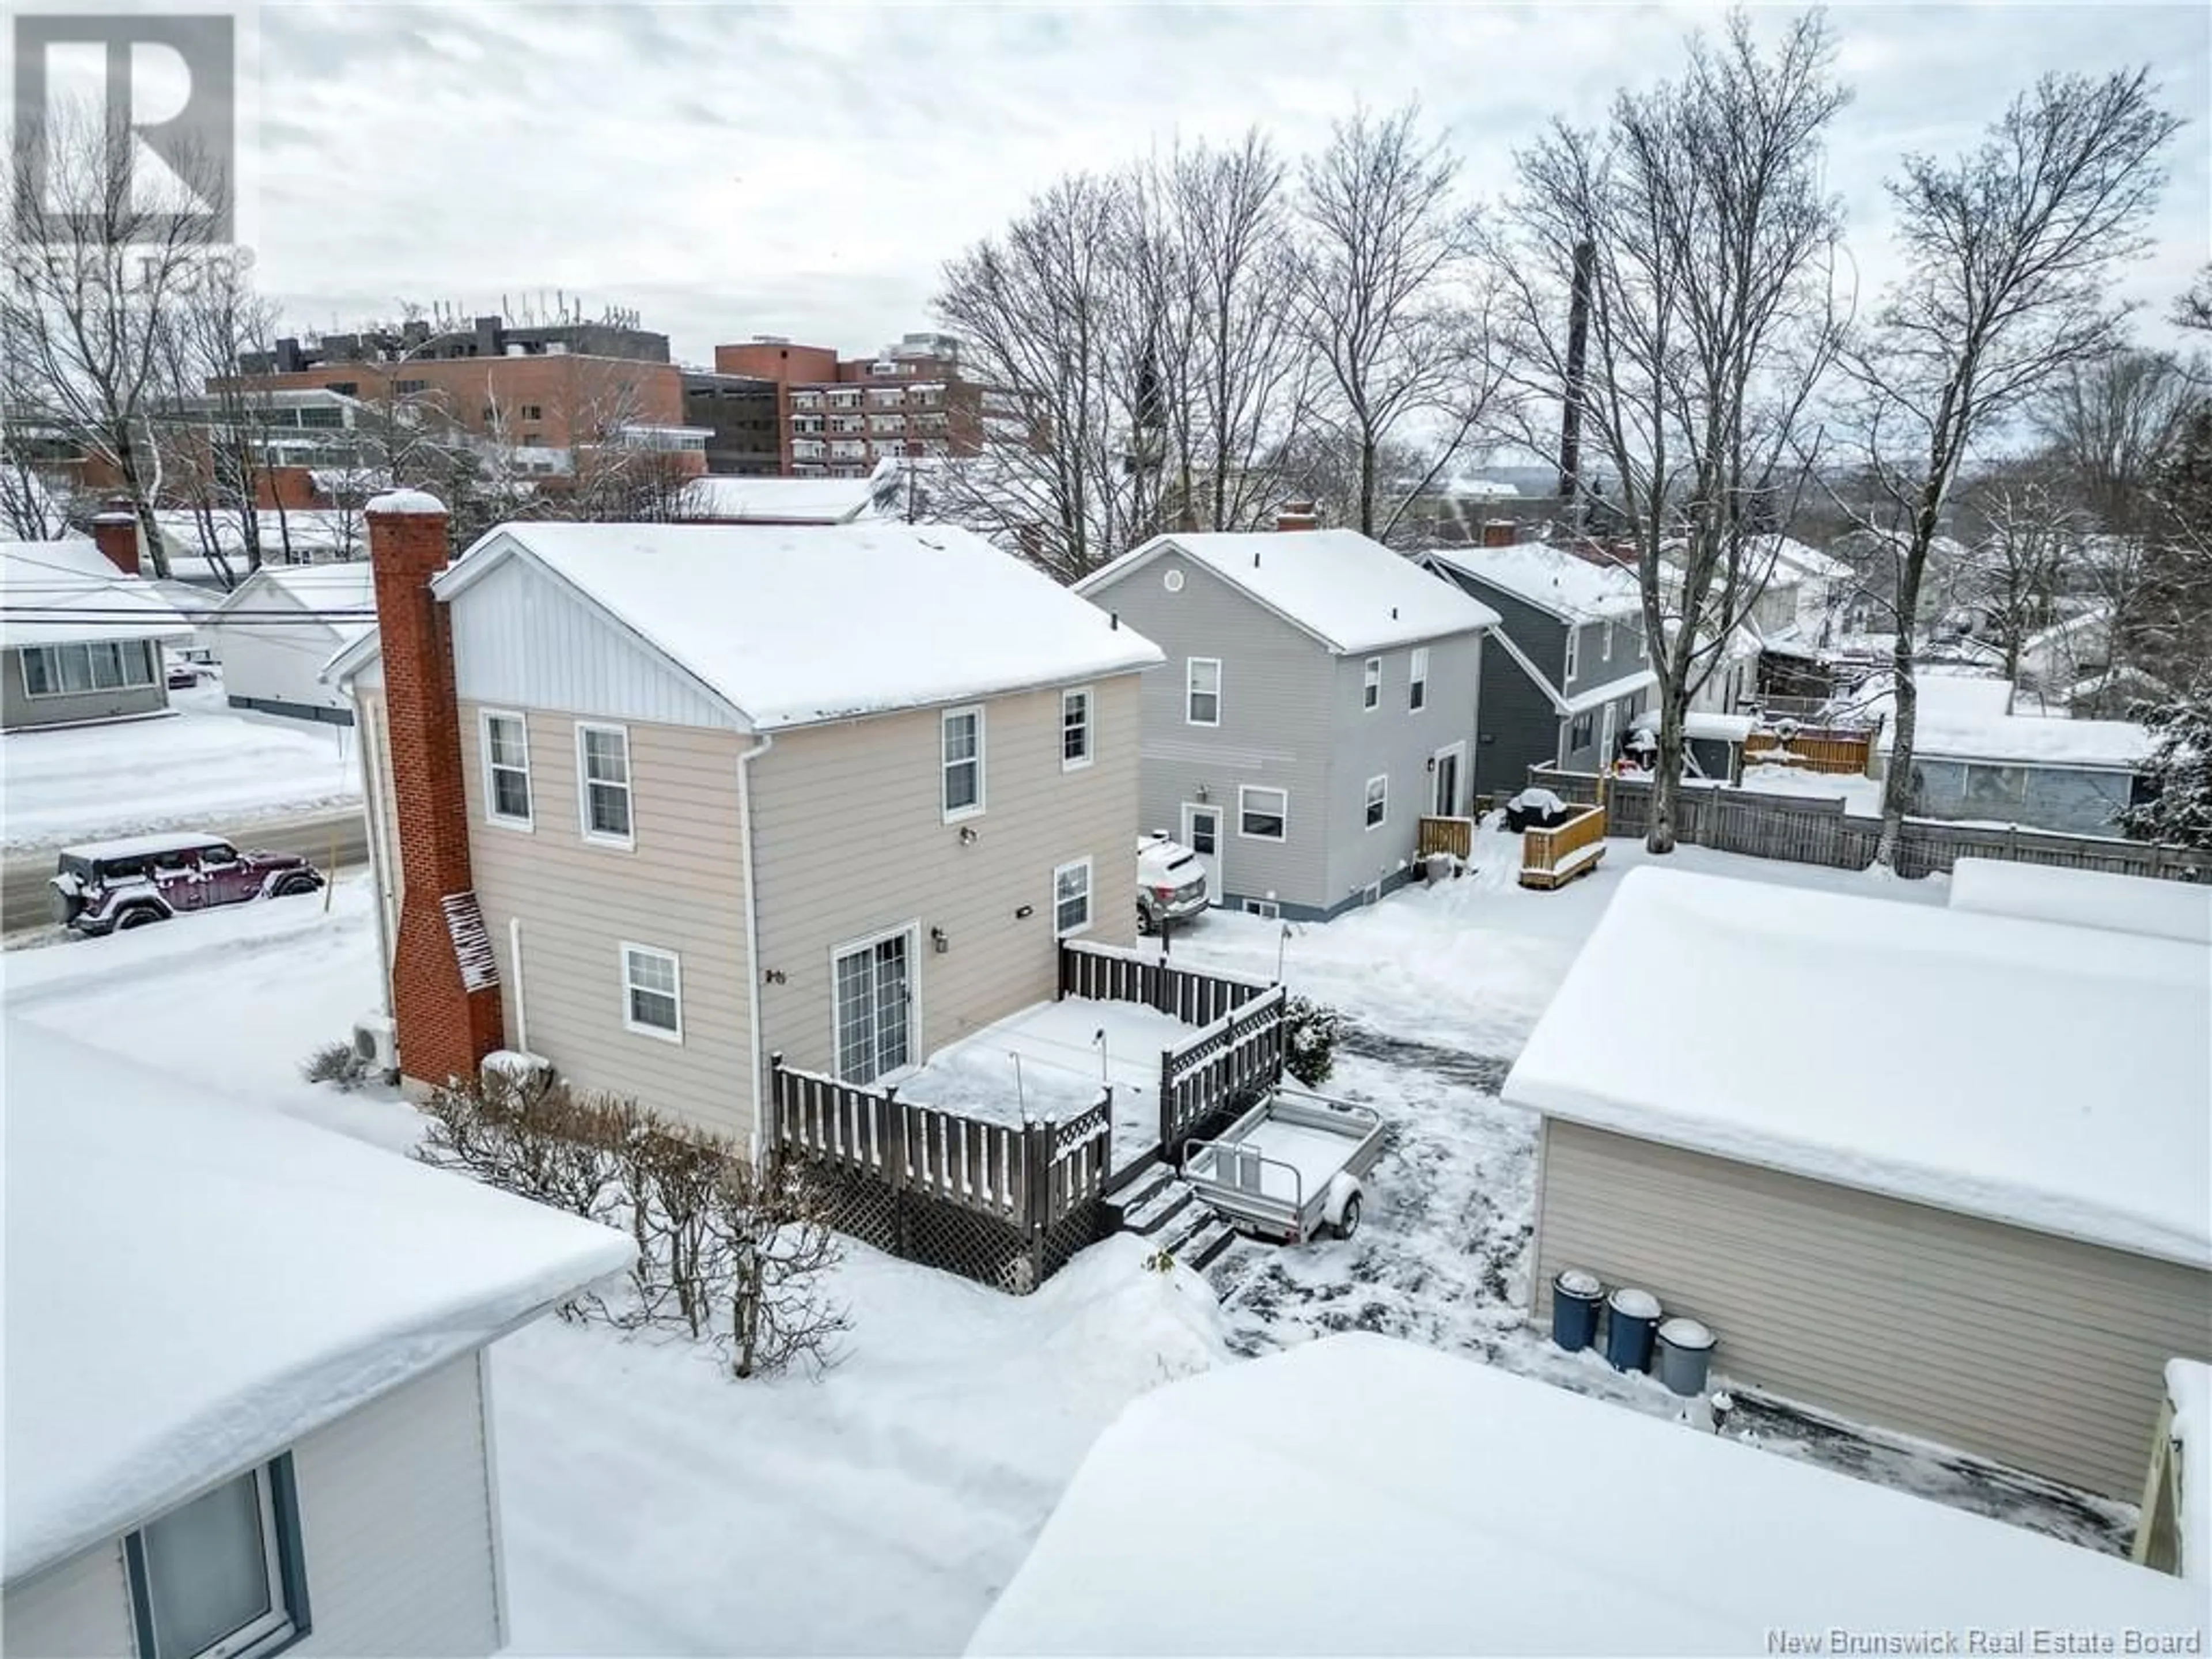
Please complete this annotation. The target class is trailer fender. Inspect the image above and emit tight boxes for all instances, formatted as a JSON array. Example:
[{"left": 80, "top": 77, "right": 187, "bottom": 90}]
[{"left": 1324, "top": 1174, "right": 1363, "bottom": 1238}]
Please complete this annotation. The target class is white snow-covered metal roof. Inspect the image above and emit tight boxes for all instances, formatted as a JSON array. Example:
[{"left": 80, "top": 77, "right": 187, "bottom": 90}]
[
  {"left": 1425, "top": 540, "right": 1643, "bottom": 623},
  {"left": 1505, "top": 868, "right": 2211, "bottom": 1267},
  {"left": 0, "top": 539, "right": 194, "bottom": 648},
  {"left": 2, "top": 1021, "right": 632, "bottom": 1584},
  {"left": 1079, "top": 529, "right": 1498, "bottom": 655},
  {"left": 430, "top": 520, "right": 1164, "bottom": 730},
  {"left": 678, "top": 467, "right": 896, "bottom": 524}
]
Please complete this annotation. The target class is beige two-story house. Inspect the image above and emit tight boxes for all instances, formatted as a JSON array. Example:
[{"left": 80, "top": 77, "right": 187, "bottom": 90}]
[{"left": 331, "top": 505, "right": 1162, "bottom": 1154}]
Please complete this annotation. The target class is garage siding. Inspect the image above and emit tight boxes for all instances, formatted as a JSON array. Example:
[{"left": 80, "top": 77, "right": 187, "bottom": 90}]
[{"left": 1532, "top": 1118, "right": 2212, "bottom": 1499}]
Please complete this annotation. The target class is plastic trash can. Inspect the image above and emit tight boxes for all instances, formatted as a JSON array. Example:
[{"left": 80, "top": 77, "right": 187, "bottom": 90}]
[
  {"left": 1550, "top": 1268, "right": 1604, "bottom": 1352},
  {"left": 1655, "top": 1317, "right": 1717, "bottom": 1396},
  {"left": 1604, "top": 1287, "right": 1661, "bottom": 1373}
]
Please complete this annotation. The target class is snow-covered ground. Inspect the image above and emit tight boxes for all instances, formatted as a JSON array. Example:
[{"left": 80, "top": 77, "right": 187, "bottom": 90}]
[{"left": 1, "top": 682, "right": 361, "bottom": 851}]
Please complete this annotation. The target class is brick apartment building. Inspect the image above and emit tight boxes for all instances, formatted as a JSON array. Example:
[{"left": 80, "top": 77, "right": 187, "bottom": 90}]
[{"left": 714, "top": 331, "right": 1027, "bottom": 478}]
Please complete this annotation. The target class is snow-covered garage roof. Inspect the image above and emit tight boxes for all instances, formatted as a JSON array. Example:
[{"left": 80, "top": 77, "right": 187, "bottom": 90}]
[
  {"left": 207, "top": 560, "right": 379, "bottom": 648},
  {"left": 2, "top": 1021, "right": 633, "bottom": 1584},
  {"left": 968, "top": 1334, "right": 2207, "bottom": 1656},
  {"left": 1504, "top": 868, "right": 2211, "bottom": 1267},
  {"left": 1078, "top": 529, "right": 1499, "bottom": 654},
  {"left": 430, "top": 521, "right": 1164, "bottom": 730},
  {"left": 1876, "top": 673, "right": 2151, "bottom": 770},
  {"left": 677, "top": 471, "right": 895, "bottom": 524},
  {"left": 1948, "top": 858, "right": 2212, "bottom": 945}
]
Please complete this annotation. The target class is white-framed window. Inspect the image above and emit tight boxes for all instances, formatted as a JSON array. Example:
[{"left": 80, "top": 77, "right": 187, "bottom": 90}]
[
  {"left": 1565, "top": 626, "right": 1581, "bottom": 681},
  {"left": 621, "top": 943, "right": 683, "bottom": 1041},
  {"left": 1052, "top": 857, "right": 1093, "bottom": 937},
  {"left": 1603, "top": 621, "right": 1616, "bottom": 662},
  {"left": 832, "top": 927, "right": 914, "bottom": 1083},
  {"left": 1238, "top": 785, "right": 1287, "bottom": 842},
  {"left": 576, "top": 723, "right": 634, "bottom": 846},
  {"left": 126, "top": 1458, "right": 306, "bottom": 1659},
  {"left": 1364, "top": 774, "right": 1388, "bottom": 831},
  {"left": 20, "top": 639, "right": 158, "bottom": 696},
  {"left": 1409, "top": 647, "right": 1430, "bottom": 711},
  {"left": 1362, "top": 656, "right": 1382, "bottom": 711},
  {"left": 1060, "top": 687, "right": 1092, "bottom": 771},
  {"left": 1242, "top": 897, "right": 1281, "bottom": 920},
  {"left": 942, "top": 705, "right": 984, "bottom": 819},
  {"left": 1186, "top": 657, "right": 1221, "bottom": 726},
  {"left": 480, "top": 710, "right": 532, "bottom": 829}
]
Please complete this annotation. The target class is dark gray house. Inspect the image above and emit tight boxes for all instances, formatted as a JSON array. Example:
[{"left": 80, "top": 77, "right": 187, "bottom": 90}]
[
  {"left": 1420, "top": 543, "right": 1655, "bottom": 798},
  {"left": 1076, "top": 528, "right": 1499, "bottom": 922}
]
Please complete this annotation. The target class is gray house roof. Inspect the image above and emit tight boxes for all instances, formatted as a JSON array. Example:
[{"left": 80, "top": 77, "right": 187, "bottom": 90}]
[
  {"left": 1079, "top": 530, "right": 1498, "bottom": 654},
  {"left": 1426, "top": 541, "right": 1642, "bottom": 623}
]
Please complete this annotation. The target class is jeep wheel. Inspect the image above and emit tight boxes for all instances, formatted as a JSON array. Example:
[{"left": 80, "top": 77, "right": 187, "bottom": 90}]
[
  {"left": 1136, "top": 903, "right": 1156, "bottom": 936},
  {"left": 273, "top": 873, "right": 320, "bottom": 898},
  {"left": 115, "top": 906, "right": 164, "bottom": 931}
]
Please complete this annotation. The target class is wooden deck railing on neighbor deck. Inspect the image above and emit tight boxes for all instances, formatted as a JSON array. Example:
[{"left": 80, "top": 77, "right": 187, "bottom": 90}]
[
  {"left": 1520, "top": 802, "right": 1609, "bottom": 890},
  {"left": 1741, "top": 728, "right": 1873, "bottom": 776},
  {"left": 1417, "top": 815, "right": 1476, "bottom": 861}
]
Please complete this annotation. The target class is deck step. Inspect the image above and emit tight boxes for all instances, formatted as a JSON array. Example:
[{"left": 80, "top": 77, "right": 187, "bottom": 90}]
[
  {"left": 1175, "top": 1215, "right": 1242, "bottom": 1273},
  {"left": 1123, "top": 1179, "right": 1200, "bottom": 1238},
  {"left": 1103, "top": 1165, "right": 1180, "bottom": 1229}
]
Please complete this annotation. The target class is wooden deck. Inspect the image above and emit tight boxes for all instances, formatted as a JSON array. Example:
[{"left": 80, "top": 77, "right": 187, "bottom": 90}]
[{"left": 1520, "top": 802, "right": 1608, "bottom": 889}]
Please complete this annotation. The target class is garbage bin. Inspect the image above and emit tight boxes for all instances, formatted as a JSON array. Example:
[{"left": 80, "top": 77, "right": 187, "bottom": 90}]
[
  {"left": 1604, "top": 1287, "right": 1661, "bottom": 1373},
  {"left": 1550, "top": 1268, "right": 1604, "bottom": 1352},
  {"left": 1654, "top": 1317, "right": 1717, "bottom": 1396}
]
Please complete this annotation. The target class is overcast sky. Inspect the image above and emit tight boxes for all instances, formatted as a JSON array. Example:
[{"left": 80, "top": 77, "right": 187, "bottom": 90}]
[{"left": 247, "top": 2, "right": 2210, "bottom": 365}]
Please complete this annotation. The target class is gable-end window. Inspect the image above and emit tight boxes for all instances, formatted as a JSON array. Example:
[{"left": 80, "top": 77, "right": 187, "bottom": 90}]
[
  {"left": 1053, "top": 858, "right": 1093, "bottom": 937},
  {"left": 622, "top": 944, "right": 683, "bottom": 1041},
  {"left": 1603, "top": 622, "right": 1615, "bottom": 662},
  {"left": 481, "top": 710, "right": 532, "bottom": 828},
  {"left": 1186, "top": 657, "right": 1221, "bottom": 726},
  {"left": 577, "top": 724, "right": 633, "bottom": 845},
  {"left": 942, "top": 706, "right": 984, "bottom": 819},
  {"left": 1362, "top": 657, "right": 1382, "bottom": 711},
  {"left": 1238, "top": 785, "right": 1287, "bottom": 842},
  {"left": 1410, "top": 647, "right": 1430, "bottom": 711},
  {"left": 1060, "top": 687, "right": 1093, "bottom": 771},
  {"left": 1364, "top": 774, "right": 1388, "bottom": 830},
  {"left": 126, "top": 1458, "right": 308, "bottom": 1659},
  {"left": 1565, "top": 627, "right": 1581, "bottom": 681}
]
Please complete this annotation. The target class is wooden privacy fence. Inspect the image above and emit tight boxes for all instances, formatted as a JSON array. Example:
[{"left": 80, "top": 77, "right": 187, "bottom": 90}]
[
  {"left": 769, "top": 1054, "right": 1111, "bottom": 1293},
  {"left": 1058, "top": 937, "right": 1269, "bottom": 1026},
  {"left": 1158, "top": 983, "right": 1289, "bottom": 1157},
  {"left": 1526, "top": 766, "right": 2212, "bottom": 884},
  {"left": 1742, "top": 729, "right": 1873, "bottom": 777},
  {"left": 1417, "top": 815, "right": 1476, "bottom": 861},
  {"left": 1520, "top": 802, "right": 1608, "bottom": 890}
]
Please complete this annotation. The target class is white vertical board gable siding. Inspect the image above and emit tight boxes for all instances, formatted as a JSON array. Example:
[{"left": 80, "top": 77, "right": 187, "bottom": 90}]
[
  {"left": 449, "top": 552, "right": 743, "bottom": 730},
  {"left": 0, "top": 1354, "right": 502, "bottom": 1659}
]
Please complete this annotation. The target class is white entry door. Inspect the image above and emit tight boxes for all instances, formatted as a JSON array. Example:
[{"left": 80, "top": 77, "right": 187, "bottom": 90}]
[
  {"left": 1180, "top": 802, "right": 1224, "bottom": 904},
  {"left": 1431, "top": 743, "right": 1466, "bottom": 816}
]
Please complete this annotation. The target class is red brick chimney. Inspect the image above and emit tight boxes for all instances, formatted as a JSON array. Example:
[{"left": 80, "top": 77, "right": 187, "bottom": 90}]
[
  {"left": 1480, "top": 519, "right": 1518, "bottom": 550},
  {"left": 1276, "top": 499, "right": 1319, "bottom": 532},
  {"left": 367, "top": 490, "right": 505, "bottom": 1086},
  {"left": 90, "top": 507, "right": 141, "bottom": 576}
]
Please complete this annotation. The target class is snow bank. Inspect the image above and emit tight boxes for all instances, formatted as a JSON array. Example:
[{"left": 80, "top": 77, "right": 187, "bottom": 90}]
[
  {"left": 2168, "top": 1359, "right": 2212, "bottom": 1585},
  {"left": 1504, "top": 868, "right": 2211, "bottom": 1267},
  {"left": 1948, "top": 858, "right": 2211, "bottom": 945},
  {"left": 969, "top": 1335, "right": 2204, "bottom": 1656},
  {"left": 2, "top": 1020, "right": 633, "bottom": 1582}
]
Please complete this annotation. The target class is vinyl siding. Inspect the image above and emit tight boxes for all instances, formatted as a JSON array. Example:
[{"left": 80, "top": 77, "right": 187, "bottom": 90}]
[
  {"left": 460, "top": 703, "right": 755, "bottom": 1144},
  {"left": 1428, "top": 570, "right": 1569, "bottom": 799},
  {"left": 1, "top": 1354, "right": 501, "bottom": 1659},
  {"left": 355, "top": 687, "right": 402, "bottom": 981},
  {"left": 1, "top": 643, "right": 168, "bottom": 730},
  {"left": 1563, "top": 615, "right": 1646, "bottom": 700},
  {"left": 1532, "top": 1118, "right": 2212, "bottom": 1500},
  {"left": 1320, "top": 634, "right": 1483, "bottom": 909},
  {"left": 750, "top": 675, "right": 1141, "bottom": 1077},
  {"left": 1081, "top": 556, "right": 1335, "bottom": 914},
  {"left": 206, "top": 588, "right": 350, "bottom": 715}
]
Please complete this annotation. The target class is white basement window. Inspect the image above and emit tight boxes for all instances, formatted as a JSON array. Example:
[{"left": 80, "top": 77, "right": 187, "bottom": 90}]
[
  {"left": 576, "top": 723, "right": 633, "bottom": 845},
  {"left": 126, "top": 1457, "right": 307, "bottom": 1659},
  {"left": 1365, "top": 774, "right": 1388, "bottom": 830},
  {"left": 1410, "top": 647, "right": 1429, "bottom": 711},
  {"left": 1362, "top": 656, "right": 1382, "bottom": 711},
  {"left": 1061, "top": 687, "right": 1092, "bottom": 771},
  {"left": 481, "top": 710, "right": 532, "bottom": 828},
  {"left": 1053, "top": 858, "right": 1093, "bottom": 937},
  {"left": 622, "top": 943, "right": 683, "bottom": 1041},
  {"left": 942, "top": 705, "right": 984, "bottom": 819},
  {"left": 1239, "top": 785, "right": 1287, "bottom": 842},
  {"left": 1186, "top": 657, "right": 1221, "bottom": 726}
]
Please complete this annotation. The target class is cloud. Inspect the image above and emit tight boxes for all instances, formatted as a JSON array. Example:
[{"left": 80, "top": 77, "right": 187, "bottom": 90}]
[{"left": 246, "top": 2, "right": 2210, "bottom": 362}]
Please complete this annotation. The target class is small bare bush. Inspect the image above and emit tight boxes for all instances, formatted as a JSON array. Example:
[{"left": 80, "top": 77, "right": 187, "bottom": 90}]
[{"left": 301, "top": 1040, "right": 369, "bottom": 1092}]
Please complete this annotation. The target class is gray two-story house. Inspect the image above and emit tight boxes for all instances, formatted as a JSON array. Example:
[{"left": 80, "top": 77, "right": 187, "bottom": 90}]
[
  {"left": 1076, "top": 528, "right": 1498, "bottom": 922},
  {"left": 1421, "top": 542, "right": 1655, "bottom": 798}
]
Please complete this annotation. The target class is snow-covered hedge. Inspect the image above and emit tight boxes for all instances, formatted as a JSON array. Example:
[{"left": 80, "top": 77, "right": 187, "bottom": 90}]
[{"left": 1283, "top": 994, "right": 1343, "bottom": 1088}]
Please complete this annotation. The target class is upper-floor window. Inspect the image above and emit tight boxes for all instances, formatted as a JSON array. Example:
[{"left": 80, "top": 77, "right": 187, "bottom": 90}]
[
  {"left": 1053, "top": 858, "right": 1093, "bottom": 937},
  {"left": 1186, "top": 657, "right": 1221, "bottom": 727},
  {"left": 1061, "top": 687, "right": 1092, "bottom": 770},
  {"left": 323, "top": 380, "right": 357, "bottom": 396},
  {"left": 521, "top": 403, "right": 543, "bottom": 421},
  {"left": 577, "top": 722, "right": 634, "bottom": 846},
  {"left": 481, "top": 710, "right": 532, "bottom": 828},
  {"left": 1565, "top": 626, "right": 1581, "bottom": 681},
  {"left": 126, "top": 1456, "right": 307, "bottom": 1659},
  {"left": 1362, "top": 657, "right": 1382, "bottom": 711},
  {"left": 393, "top": 378, "right": 427, "bottom": 395},
  {"left": 1603, "top": 622, "right": 1615, "bottom": 662},
  {"left": 942, "top": 706, "right": 984, "bottom": 820},
  {"left": 1410, "top": 646, "right": 1429, "bottom": 711}
]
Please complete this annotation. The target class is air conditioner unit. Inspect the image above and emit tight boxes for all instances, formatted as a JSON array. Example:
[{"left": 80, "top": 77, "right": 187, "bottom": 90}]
[
  {"left": 352, "top": 1014, "right": 397, "bottom": 1074},
  {"left": 482, "top": 1049, "right": 554, "bottom": 1093}
]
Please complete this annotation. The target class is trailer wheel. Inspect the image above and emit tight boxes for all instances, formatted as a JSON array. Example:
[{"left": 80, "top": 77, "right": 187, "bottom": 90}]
[{"left": 1335, "top": 1194, "right": 1362, "bottom": 1240}]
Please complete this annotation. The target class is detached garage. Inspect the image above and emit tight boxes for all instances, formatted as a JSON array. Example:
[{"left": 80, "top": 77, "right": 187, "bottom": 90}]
[
  {"left": 201, "top": 562, "right": 376, "bottom": 724},
  {"left": 1508, "top": 868, "right": 2211, "bottom": 1502}
]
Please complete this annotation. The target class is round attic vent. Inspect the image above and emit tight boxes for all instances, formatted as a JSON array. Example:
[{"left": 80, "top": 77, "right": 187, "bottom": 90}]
[{"left": 1164, "top": 567, "right": 1185, "bottom": 593}]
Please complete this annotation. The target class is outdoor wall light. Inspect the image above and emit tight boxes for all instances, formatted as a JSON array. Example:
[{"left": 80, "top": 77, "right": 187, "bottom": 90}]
[
  {"left": 1195, "top": 783, "right": 1210, "bottom": 802},
  {"left": 1014, "top": 904, "right": 1035, "bottom": 920},
  {"left": 930, "top": 927, "right": 949, "bottom": 955},
  {"left": 959, "top": 825, "right": 978, "bottom": 844}
]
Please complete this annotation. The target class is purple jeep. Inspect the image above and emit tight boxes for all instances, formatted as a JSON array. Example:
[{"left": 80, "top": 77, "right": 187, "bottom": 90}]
[{"left": 50, "top": 832, "right": 324, "bottom": 936}]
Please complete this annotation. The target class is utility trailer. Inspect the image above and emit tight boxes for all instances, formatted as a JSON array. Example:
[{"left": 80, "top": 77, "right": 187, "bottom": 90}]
[{"left": 1180, "top": 1089, "right": 1385, "bottom": 1244}]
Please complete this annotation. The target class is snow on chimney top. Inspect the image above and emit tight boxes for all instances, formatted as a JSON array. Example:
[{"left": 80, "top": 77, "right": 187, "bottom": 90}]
[
  {"left": 366, "top": 487, "right": 448, "bottom": 517},
  {"left": 1276, "top": 499, "right": 1319, "bottom": 533}
]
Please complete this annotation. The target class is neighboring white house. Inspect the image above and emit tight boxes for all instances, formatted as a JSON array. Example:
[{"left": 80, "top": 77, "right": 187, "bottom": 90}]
[
  {"left": 0, "top": 1020, "right": 631, "bottom": 1659},
  {"left": 202, "top": 562, "right": 379, "bottom": 724},
  {"left": 969, "top": 1334, "right": 2209, "bottom": 1656}
]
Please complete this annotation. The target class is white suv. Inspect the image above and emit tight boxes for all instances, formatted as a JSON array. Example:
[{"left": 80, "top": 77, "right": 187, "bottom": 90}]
[{"left": 1137, "top": 832, "right": 1210, "bottom": 934}]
